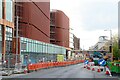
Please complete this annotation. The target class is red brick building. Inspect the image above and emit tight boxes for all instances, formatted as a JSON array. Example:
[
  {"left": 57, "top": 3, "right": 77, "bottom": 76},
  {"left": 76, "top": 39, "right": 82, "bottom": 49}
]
[
  {"left": 15, "top": 2, "right": 50, "bottom": 43},
  {"left": 50, "top": 10, "right": 69, "bottom": 48}
]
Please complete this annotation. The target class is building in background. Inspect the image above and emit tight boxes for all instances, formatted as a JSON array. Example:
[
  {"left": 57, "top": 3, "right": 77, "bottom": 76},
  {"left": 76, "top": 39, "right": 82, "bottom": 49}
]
[
  {"left": 69, "top": 31, "right": 80, "bottom": 60},
  {"left": 12, "top": 1, "right": 54, "bottom": 65},
  {"left": 50, "top": 10, "right": 69, "bottom": 48},
  {"left": 11, "top": 2, "right": 67, "bottom": 65},
  {"left": 69, "top": 28, "right": 74, "bottom": 50},
  {"left": 14, "top": 2, "right": 50, "bottom": 43},
  {"left": 89, "top": 36, "right": 109, "bottom": 51},
  {"left": 0, "top": 0, "right": 14, "bottom": 62},
  {"left": 73, "top": 35, "right": 80, "bottom": 50},
  {"left": 69, "top": 31, "right": 80, "bottom": 50}
]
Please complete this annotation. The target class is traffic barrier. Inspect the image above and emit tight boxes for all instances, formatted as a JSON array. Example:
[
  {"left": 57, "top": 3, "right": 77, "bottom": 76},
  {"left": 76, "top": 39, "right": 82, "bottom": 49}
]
[
  {"left": 47, "top": 62, "right": 50, "bottom": 68},
  {"left": 27, "top": 60, "right": 85, "bottom": 72},
  {"left": 54, "top": 62, "right": 57, "bottom": 67},
  {"left": 34, "top": 64, "right": 37, "bottom": 71},
  {"left": 64, "top": 61, "right": 67, "bottom": 66},
  {"left": 56, "top": 62, "right": 59, "bottom": 67},
  {"left": 64, "top": 61, "right": 66, "bottom": 66},
  {"left": 42, "top": 62, "right": 44, "bottom": 68},
  {"left": 45, "top": 62, "right": 48, "bottom": 68},
  {"left": 53, "top": 62, "right": 56, "bottom": 67},
  {"left": 105, "top": 66, "right": 112, "bottom": 76},
  {"left": 40, "top": 63, "right": 42, "bottom": 69},
  {"left": 27, "top": 64, "right": 35, "bottom": 72},
  {"left": 59, "top": 62, "right": 61, "bottom": 66},
  {"left": 43, "top": 62, "right": 46, "bottom": 68},
  {"left": 41, "top": 63, "right": 44, "bottom": 68},
  {"left": 49, "top": 62, "right": 53, "bottom": 67},
  {"left": 36, "top": 64, "right": 39, "bottom": 70}
]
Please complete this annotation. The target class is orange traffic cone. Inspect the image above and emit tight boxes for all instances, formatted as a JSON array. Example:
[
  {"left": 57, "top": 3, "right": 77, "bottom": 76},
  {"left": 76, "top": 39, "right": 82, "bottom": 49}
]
[
  {"left": 97, "top": 67, "right": 101, "bottom": 72},
  {"left": 87, "top": 66, "right": 90, "bottom": 70},
  {"left": 105, "top": 71, "right": 109, "bottom": 75},
  {"left": 84, "top": 66, "right": 86, "bottom": 68},
  {"left": 92, "top": 67, "right": 95, "bottom": 71},
  {"left": 24, "top": 69, "right": 27, "bottom": 74}
]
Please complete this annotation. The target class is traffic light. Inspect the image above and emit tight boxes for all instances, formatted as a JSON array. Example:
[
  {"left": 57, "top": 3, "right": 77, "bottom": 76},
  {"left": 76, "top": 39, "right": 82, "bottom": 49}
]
[{"left": 109, "top": 46, "right": 112, "bottom": 53}]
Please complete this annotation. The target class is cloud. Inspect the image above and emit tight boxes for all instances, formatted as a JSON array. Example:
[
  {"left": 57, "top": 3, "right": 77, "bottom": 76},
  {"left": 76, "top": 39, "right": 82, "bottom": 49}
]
[
  {"left": 80, "top": 1, "right": 118, "bottom": 31},
  {"left": 50, "top": 0, "right": 119, "bottom": 49}
]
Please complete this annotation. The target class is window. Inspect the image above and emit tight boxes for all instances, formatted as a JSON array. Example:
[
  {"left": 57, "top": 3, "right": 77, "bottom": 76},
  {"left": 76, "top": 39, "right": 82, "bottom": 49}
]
[
  {"left": 21, "top": 43, "right": 27, "bottom": 50},
  {"left": 0, "top": 0, "right": 2, "bottom": 19},
  {"left": 6, "top": 0, "right": 13, "bottom": 22},
  {"left": 5, "top": 26, "right": 12, "bottom": 54}
]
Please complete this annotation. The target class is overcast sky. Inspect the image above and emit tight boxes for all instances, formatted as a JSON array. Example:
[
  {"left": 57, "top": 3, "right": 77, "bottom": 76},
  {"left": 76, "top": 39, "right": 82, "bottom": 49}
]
[{"left": 50, "top": 0, "right": 119, "bottom": 50}]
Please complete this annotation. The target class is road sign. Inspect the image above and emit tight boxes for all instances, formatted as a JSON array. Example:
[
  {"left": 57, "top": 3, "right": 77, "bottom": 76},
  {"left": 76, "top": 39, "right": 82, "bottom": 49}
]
[
  {"left": 98, "top": 59, "right": 106, "bottom": 66},
  {"left": 84, "top": 60, "right": 89, "bottom": 64}
]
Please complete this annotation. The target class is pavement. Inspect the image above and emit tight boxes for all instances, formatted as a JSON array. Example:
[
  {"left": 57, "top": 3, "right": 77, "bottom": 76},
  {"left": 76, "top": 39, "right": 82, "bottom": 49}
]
[{"left": 1, "top": 63, "right": 119, "bottom": 79}]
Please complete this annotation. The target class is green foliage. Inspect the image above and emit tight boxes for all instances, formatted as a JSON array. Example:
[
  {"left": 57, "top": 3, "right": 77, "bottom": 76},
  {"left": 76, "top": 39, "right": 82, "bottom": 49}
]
[{"left": 112, "top": 34, "right": 120, "bottom": 60}]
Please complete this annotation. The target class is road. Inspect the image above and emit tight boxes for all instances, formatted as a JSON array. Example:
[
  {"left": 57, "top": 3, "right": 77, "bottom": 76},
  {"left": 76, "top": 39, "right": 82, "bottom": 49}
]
[{"left": 1, "top": 63, "right": 120, "bottom": 79}]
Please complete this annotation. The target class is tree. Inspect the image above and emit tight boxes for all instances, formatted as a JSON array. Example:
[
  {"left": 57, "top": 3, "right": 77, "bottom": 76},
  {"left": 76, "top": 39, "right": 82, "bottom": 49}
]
[{"left": 112, "top": 34, "right": 120, "bottom": 60}]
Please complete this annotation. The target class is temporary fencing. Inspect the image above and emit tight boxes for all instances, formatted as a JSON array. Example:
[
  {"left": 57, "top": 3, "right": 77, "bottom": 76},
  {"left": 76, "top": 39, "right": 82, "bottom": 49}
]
[{"left": 27, "top": 60, "right": 84, "bottom": 72}]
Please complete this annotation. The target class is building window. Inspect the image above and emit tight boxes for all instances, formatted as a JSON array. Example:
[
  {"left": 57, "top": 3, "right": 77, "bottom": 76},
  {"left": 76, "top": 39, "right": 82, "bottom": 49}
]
[
  {"left": 6, "top": 0, "right": 13, "bottom": 22},
  {"left": 0, "top": 0, "right": 2, "bottom": 19},
  {"left": 6, "top": 26, "right": 12, "bottom": 54}
]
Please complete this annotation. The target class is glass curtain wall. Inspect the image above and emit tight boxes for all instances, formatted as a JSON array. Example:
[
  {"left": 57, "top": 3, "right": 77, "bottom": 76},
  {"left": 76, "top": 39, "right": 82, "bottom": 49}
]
[
  {"left": 5, "top": 26, "right": 12, "bottom": 54},
  {"left": 20, "top": 37, "right": 66, "bottom": 66},
  {"left": 0, "top": 0, "right": 2, "bottom": 19},
  {"left": 6, "top": 0, "right": 13, "bottom": 22},
  {"left": 20, "top": 37, "right": 66, "bottom": 54}
]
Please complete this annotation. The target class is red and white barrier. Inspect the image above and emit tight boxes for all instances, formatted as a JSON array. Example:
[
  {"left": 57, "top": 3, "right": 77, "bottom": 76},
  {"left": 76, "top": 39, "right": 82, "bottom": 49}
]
[{"left": 105, "top": 66, "right": 112, "bottom": 76}]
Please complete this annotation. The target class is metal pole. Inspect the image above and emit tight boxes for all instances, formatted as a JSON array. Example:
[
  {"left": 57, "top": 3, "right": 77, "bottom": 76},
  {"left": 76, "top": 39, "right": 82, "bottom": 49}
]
[
  {"left": 16, "top": 16, "right": 19, "bottom": 64},
  {"left": 110, "top": 30, "right": 113, "bottom": 61},
  {"left": 19, "top": 37, "right": 21, "bottom": 63},
  {"left": 110, "top": 30, "right": 112, "bottom": 46},
  {"left": 8, "top": 38, "right": 11, "bottom": 71},
  {"left": 8, "top": 54, "right": 10, "bottom": 72}
]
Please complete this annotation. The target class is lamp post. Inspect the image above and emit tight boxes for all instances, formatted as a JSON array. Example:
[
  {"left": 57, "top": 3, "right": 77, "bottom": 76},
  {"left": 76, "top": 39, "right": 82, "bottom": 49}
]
[
  {"left": 104, "top": 29, "right": 113, "bottom": 61},
  {"left": 16, "top": 16, "right": 19, "bottom": 64}
]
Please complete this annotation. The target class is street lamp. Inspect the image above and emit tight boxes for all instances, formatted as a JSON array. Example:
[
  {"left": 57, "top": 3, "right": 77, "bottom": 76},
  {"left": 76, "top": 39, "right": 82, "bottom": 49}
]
[
  {"left": 16, "top": 16, "right": 19, "bottom": 64},
  {"left": 104, "top": 30, "right": 112, "bottom": 42},
  {"left": 104, "top": 29, "right": 113, "bottom": 60}
]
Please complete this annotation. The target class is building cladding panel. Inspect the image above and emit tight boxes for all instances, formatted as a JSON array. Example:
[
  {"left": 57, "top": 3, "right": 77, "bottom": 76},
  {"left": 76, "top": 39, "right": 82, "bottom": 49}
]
[
  {"left": 17, "top": 2, "right": 50, "bottom": 43},
  {"left": 50, "top": 10, "right": 69, "bottom": 48},
  {"left": 73, "top": 35, "right": 80, "bottom": 50}
]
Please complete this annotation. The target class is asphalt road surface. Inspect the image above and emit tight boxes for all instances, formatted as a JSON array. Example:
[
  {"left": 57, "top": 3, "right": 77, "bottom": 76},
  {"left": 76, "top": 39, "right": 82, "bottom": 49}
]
[{"left": 2, "top": 63, "right": 119, "bottom": 79}]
